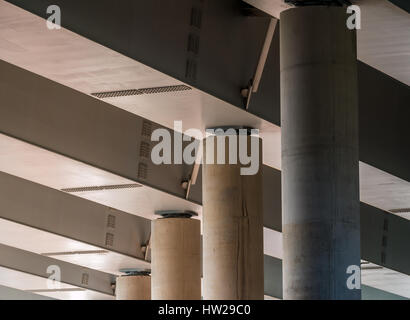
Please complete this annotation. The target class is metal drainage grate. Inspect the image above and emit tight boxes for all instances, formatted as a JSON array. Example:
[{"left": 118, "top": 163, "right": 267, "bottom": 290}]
[
  {"left": 91, "top": 89, "right": 142, "bottom": 99},
  {"left": 91, "top": 84, "right": 191, "bottom": 99},
  {"left": 41, "top": 250, "right": 109, "bottom": 256},
  {"left": 28, "top": 288, "right": 86, "bottom": 293},
  {"left": 139, "top": 84, "right": 191, "bottom": 94},
  {"left": 389, "top": 208, "right": 410, "bottom": 214},
  {"left": 61, "top": 183, "right": 142, "bottom": 193}
]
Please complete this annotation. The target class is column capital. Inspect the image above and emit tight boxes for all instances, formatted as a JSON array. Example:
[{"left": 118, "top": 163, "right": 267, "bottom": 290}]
[{"left": 155, "top": 210, "right": 198, "bottom": 219}]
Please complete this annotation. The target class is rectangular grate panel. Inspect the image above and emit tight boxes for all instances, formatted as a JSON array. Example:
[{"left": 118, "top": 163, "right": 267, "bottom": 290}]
[
  {"left": 139, "top": 141, "right": 151, "bottom": 158},
  {"left": 185, "top": 59, "right": 197, "bottom": 80},
  {"left": 141, "top": 121, "right": 152, "bottom": 137},
  {"left": 107, "top": 215, "right": 116, "bottom": 229},
  {"left": 188, "top": 33, "right": 200, "bottom": 54},
  {"left": 105, "top": 233, "right": 114, "bottom": 247},
  {"left": 190, "top": 7, "right": 203, "bottom": 28},
  {"left": 137, "top": 162, "right": 148, "bottom": 180},
  {"left": 81, "top": 273, "right": 89, "bottom": 286}
]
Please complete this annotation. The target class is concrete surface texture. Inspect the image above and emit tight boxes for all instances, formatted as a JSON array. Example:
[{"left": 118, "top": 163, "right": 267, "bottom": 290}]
[
  {"left": 151, "top": 217, "right": 201, "bottom": 300},
  {"left": 202, "top": 135, "right": 264, "bottom": 299},
  {"left": 280, "top": 6, "right": 361, "bottom": 300}
]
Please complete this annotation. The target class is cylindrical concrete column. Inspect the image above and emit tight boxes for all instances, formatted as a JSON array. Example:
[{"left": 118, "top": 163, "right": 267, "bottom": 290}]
[
  {"left": 280, "top": 6, "right": 361, "bottom": 299},
  {"left": 116, "top": 274, "right": 151, "bottom": 300},
  {"left": 202, "top": 131, "right": 263, "bottom": 300},
  {"left": 151, "top": 211, "right": 201, "bottom": 300}
]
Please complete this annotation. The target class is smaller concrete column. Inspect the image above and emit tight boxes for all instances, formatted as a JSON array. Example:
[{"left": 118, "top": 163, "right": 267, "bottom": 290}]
[
  {"left": 116, "top": 270, "right": 151, "bottom": 300},
  {"left": 151, "top": 211, "right": 201, "bottom": 300},
  {"left": 202, "top": 129, "right": 264, "bottom": 300}
]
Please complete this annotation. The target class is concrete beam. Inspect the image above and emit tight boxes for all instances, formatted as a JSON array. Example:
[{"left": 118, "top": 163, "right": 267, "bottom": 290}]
[
  {"left": 0, "top": 171, "right": 151, "bottom": 274},
  {"left": 0, "top": 59, "right": 202, "bottom": 204},
  {"left": 263, "top": 255, "right": 409, "bottom": 300},
  {"left": 0, "top": 285, "right": 55, "bottom": 300},
  {"left": 361, "top": 203, "right": 410, "bottom": 274},
  {"left": 0, "top": 243, "right": 114, "bottom": 300}
]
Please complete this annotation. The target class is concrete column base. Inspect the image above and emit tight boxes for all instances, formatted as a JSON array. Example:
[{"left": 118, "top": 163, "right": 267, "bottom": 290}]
[
  {"left": 115, "top": 275, "right": 151, "bottom": 300},
  {"left": 151, "top": 214, "right": 201, "bottom": 300}
]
